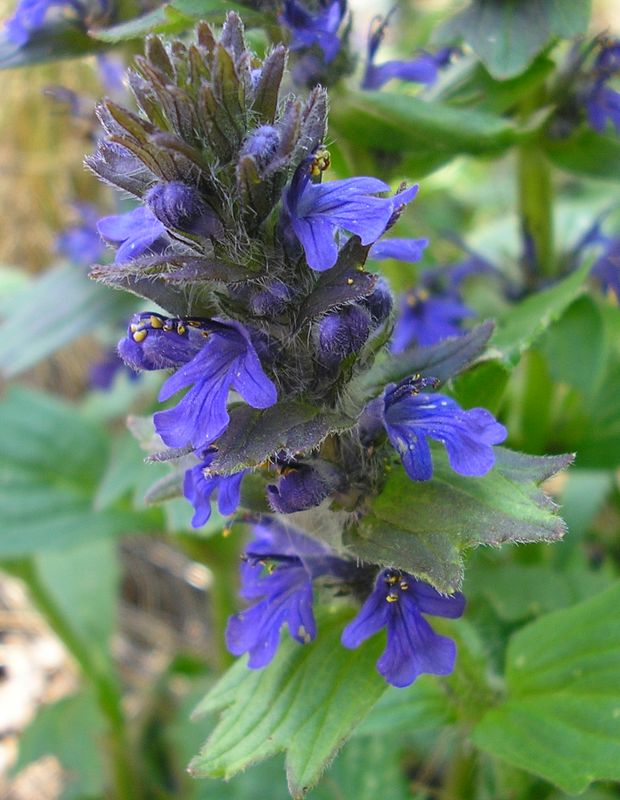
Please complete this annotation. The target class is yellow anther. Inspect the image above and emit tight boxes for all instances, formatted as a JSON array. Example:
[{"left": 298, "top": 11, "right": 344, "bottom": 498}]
[
  {"left": 346, "top": 277, "right": 354, "bottom": 286},
  {"left": 406, "top": 294, "right": 417, "bottom": 307},
  {"left": 177, "top": 324, "right": 186, "bottom": 335},
  {"left": 309, "top": 148, "right": 331, "bottom": 177},
  {"left": 132, "top": 329, "right": 148, "bottom": 343},
  {"left": 386, "top": 592, "right": 399, "bottom": 603},
  {"left": 130, "top": 323, "right": 139, "bottom": 333},
  {"left": 163, "top": 321, "right": 174, "bottom": 331},
  {"left": 399, "top": 581, "right": 409, "bottom": 591},
  {"left": 150, "top": 315, "right": 164, "bottom": 329},
  {"left": 187, "top": 320, "right": 202, "bottom": 327},
  {"left": 417, "top": 288, "right": 430, "bottom": 301},
  {"left": 385, "top": 573, "right": 399, "bottom": 585},
  {"left": 222, "top": 524, "right": 232, "bottom": 538}
]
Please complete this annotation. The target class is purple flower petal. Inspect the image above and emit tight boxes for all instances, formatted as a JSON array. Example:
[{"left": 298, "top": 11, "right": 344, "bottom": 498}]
[
  {"left": 383, "top": 388, "right": 507, "bottom": 481},
  {"left": 154, "top": 322, "right": 277, "bottom": 450},
  {"left": 342, "top": 569, "right": 464, "bottom": 687}
]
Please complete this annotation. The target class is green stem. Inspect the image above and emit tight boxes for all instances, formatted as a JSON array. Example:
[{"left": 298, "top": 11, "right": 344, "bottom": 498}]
[
  {"left": 177, "top": 532, "right": 241, "bottom": 671},
  {"left": 442, "top": 738, "right": 477, "bottom": 800},
  {"left": 14, "top": 560, "right": 142, "bottom": 800},
  {"left": 517, "top": 139, "right": 554, "bottom": 284}
]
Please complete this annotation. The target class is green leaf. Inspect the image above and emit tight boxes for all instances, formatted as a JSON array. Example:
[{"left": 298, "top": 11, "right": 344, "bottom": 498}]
[
  {"left": 452, "top": 359, "right": 510, "bottom": 415},
  {"left": 435, "top": 0, "right": 591, "bottom": 79},
  {"left": 209, "top": 402, "right": 354, "bottom": 475},
  {"left": 0, "top": 264, "right": 134, "bottom": 378},
  {"left": 84, "top": 0, "right": 263, "bottom": 42},
  {"left": 354, "top": 678, "right": 455, "bottom": 737},
  {"left": 329, "top": 92, "right": 521, "bottom": 177},
  {"left": 490, "top": 261, "right": 590, "bottom": 368},
  {"left": 352, "top": 321, "right": 494, "bottom": 406},
  {"left": 14, "top": 690, "right": 106, "bottom": 800},
  {"left": 171, "top": 0, "right": 263, "bottom": 23},
  {"left": 466, "top": 560, "right": 613, "bottom": 622},
  {"left": 545, "top": 129, "right": 620, "bottom": 182},
  {"left": 312, "top": 736, "right": 410, "bottom": 800},
  {"left": 344, "top": 449, "right": 572, "bottom": 593},
  {"left": 559, "top": 469, "right": 613, "bottom": 540},
  {"left": 91, "top": 5, "right": 191, "bottom": 41},
  {"left": 0, "top": 388, "right": 158, "bottom": 556},
  {"left": 538, "top": 295, "right": 606, "bottom": 400},
  {"left": 31, "top": 538, "right": 120, "bottom": 675},
  {"left": 473, "top": 582, "right": 620, "bottom": 794},
  {"left": 190, "top": 610, "right": 387, "bottom": 798}
]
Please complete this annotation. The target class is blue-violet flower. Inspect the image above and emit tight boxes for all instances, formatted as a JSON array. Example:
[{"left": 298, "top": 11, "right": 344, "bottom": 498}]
[
  {"left": 226, "top": 521, "right": 340, "bottom": 667},
  {"left": 97, "top": 206, "right": 167, "bottom": 264},
  {"left": 342, "top": 568, "right": 465, "bottom": 687},
  {"left": 381, "top": 378, "right": 507, "bottom": 481}
]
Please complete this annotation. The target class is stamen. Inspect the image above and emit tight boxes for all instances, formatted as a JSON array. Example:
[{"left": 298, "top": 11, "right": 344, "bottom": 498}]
[
  {"left": 309, "top": 148, "right": 331, "bottom": 177},
  {"left": 386, "top": 592, "right": 399, "bottom": 603},
  {"left": 133, "top": 329, "right": 148, "bottom": 343},
  {"left": 150, "top": 314, "right": 164, "bottom": 329}
]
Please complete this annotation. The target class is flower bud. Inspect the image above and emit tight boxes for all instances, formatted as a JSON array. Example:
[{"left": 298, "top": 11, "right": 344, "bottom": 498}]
[
  {"left": 316, "top": 305, "right": 370, "bottom": 360},
  {"left": 249, "top": 280, "right": 292, "bottom": 316},
  {"left": 241, "top": 125, "right": 281, "bottom": 170},
  {"left": 267, "top": 462, "right": 342, "bottom": 513},
  {"left": 145, "top": 181, "right": 223, "bottom": 238},
  {"left": 360, "top": 278, "right": 393, "bottom": 324}
]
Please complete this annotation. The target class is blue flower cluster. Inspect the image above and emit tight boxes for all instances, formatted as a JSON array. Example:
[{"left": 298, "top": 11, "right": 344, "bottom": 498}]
[
  {"left": 227, "top": 520, "right": 465, "bottom": 687},
  {"left": 583, "top": 39, "right": 620, "bottom": 134},
  {"left": 91, "top": 18, "right": 506, "bottom": 687}
]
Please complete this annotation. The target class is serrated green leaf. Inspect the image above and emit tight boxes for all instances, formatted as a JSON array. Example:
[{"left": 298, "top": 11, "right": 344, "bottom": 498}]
[
  {"left": 473, "top": 582, "right": 620, "bottom": 794},
  {"left": 190, "top": 610, "right": 387, "bottom": 798},
  {"left": 435, "top": 0, "right": 591, "bottom": 79},
  {"left": 491, "top": 261, "right": 590, "bottom": 368},
  {"left": 0, "top": 264, "right": 134, "bottom": 378},
  {"left": 344, "top": 449, "right": 572, "bottom": 593},
  {"left": 14, "top": 690, "right": 106, "bottom": 800},
  {"left": 0, "top": 388, "right": 159, "bottom": 556},
  {"left": 545, "top": 129, "right": 620, "bottom": 182}
]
